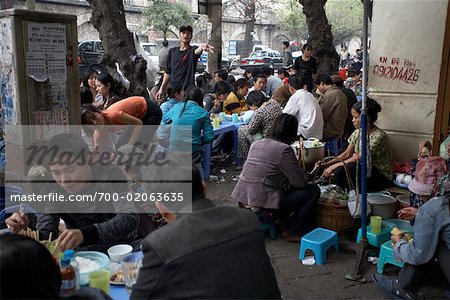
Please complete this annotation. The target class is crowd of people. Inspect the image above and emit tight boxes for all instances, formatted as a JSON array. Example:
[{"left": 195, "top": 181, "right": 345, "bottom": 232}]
[{"left": 1, "top": 26, "right": 449, "bottom": 300}]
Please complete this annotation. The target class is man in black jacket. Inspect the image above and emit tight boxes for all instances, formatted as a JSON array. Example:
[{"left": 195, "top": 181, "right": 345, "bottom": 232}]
[
  {"left": 131, "top": 166, "right": 281, "bottom": 299},
  {"left": 5, "top": 133, "right": 139, "bottom": 252}
]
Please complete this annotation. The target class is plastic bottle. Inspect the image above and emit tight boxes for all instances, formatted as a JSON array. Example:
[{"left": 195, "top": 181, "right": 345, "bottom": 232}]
[
  {"left": 60, "top": 257, "right": 76, "bottom": 294},
  {"left": 63, "top": 250, "right": 80, "bottom": 289}
]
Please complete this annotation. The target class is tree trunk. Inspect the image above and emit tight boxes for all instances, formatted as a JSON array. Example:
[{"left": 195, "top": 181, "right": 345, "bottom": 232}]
[
  {"left": 360, "top": 0, "right": 372, "bottom": 21},
  {"left": 86, "top": 0, "right": 148, "bottom": 97},
  {"left": 242, "top": 2, "right": 256, "bottom": 58},
  {"left": 299, "top": 0, "right": 338, "bottom": 75},
  {"left": 207, "top": 0, "right": 222, "bottom": 73}
]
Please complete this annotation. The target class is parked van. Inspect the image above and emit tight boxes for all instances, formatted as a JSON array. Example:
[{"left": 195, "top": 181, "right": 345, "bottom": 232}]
[{"left": 140, "top": 42, "right": 159, "bottom": 66}]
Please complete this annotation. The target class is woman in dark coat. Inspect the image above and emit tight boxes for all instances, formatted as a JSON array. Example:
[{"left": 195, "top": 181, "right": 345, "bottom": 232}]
[{"left": 232, "top": 113, "right": 320, "bottom": 241}]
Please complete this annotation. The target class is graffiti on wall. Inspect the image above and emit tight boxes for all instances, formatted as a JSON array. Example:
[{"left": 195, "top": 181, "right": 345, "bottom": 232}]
[
  {"left": 0, "top": 18, "right": 18, "bottom": 125},
  {"left": 373, "top": 56, "right": 420, "bottom": 85}
]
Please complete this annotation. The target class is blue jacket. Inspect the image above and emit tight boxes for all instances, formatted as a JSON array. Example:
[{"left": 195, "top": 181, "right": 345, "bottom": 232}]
[
  {"left": 394, "top": 195, "right": 450, "bottom": 265},
  {"left": 160, "top": 98, "right": 178, "bottom": 118},
  {"left": 162, "top": 101, "right": 214, "bottom": 152}
]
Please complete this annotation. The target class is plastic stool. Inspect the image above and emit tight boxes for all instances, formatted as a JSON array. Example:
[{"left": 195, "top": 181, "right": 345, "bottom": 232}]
[
  {"left": 261, "top": 222, "right": 276, "bottom": 240},
  {"left": 356, "top": 221, "right": 394, "bottom": 247},
  {"left": 377, "top": 240, "right": 404, "bottom": 274},
  {"left": 299, "top": 228, "right": 339, "bottom": 265}
]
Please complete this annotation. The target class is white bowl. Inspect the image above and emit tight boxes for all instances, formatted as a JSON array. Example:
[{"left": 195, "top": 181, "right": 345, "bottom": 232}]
[{"left": 108, "top": 244, "right": 133, "bottom": 263}]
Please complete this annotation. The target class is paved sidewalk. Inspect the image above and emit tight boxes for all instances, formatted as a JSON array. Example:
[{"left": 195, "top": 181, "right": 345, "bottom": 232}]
[{"left": 206, "top": 159, "right": 447, "bottom": 299}]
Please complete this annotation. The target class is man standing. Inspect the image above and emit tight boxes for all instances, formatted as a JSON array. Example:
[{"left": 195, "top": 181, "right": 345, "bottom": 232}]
[
  {"left": 330, "top": 74, "right": 357, "bottom": 138},
  {"left": 315, "top": 74, "right": 348, "bottom": 141},
  {"left": 281, "top": 41, "right": 293, "bottom": 68},
  {"left": 156, "top": 25, "right": 214, "bottom": 100},
  {"left": 158, "top": 40, "right": 169, "bottom": 71},
  {"left": 131, "top": 166, "right": 281, "bottom": 299}
]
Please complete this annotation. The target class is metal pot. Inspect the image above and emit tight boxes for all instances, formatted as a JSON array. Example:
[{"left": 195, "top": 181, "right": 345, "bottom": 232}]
[
  {"left": 301, "top": 139, "right": 325, "bottom": 170},
  {"left": 368, "top": 194, "right": 398, "bottom": 219}
]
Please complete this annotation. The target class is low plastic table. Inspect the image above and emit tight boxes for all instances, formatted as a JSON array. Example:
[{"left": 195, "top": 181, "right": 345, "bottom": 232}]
[
  {"left": 203, "top": 121, "right": 243, "bottom": 180},
  {"left": 109, "top": 285, "right": 129, "bottom": 300}
]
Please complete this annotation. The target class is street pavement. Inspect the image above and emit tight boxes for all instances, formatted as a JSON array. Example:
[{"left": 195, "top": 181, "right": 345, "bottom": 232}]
[{"left": 206, "top": 158, "right": 446, "bottom": 299}]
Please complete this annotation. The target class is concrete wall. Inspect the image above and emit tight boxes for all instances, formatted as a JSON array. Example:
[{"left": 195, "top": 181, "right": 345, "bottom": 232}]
[{"left": 368, "top": 0, "right": 449, "bottom": 161}]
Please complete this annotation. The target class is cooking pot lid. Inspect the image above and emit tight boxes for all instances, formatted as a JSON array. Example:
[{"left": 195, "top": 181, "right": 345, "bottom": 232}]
[{"left": 303, "top": 141, "right": 325, "bottom": 149}]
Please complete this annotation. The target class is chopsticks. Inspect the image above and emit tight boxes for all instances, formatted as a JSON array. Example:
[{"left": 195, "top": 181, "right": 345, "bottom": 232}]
[
  {"left": 51, "top": 241, "right": 61, "bottom": 256},
  {"left": 16, "top": 205, "right": 60, "bottom": 255}
]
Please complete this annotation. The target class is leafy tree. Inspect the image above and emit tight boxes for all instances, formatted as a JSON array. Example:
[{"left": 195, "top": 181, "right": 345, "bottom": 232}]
[
  {"left": 325, "top": 0, "right": 363, "bottom": 46},
  {"left": 143, "top": 0, "right": 194, "bottom": 41},
  {"left": 276, "top": 0, "right": 307, "bottom": 42}
]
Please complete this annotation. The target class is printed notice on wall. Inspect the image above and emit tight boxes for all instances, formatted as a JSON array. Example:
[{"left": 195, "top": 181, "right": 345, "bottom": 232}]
[
  {"left": 26, "top": 22, "right": 68, "bottom": 110},
  {"left": 26, "top": 53, "right": 47, "bottom": 81},
  {"left": 27, "top": 22, "right": 66, "bottom": 53},
  {"left": 47, "top": 53, "right": 67, "bottom": 82},
  {"left": 33, "top": 109, "right": 69, "bottom": 140}
]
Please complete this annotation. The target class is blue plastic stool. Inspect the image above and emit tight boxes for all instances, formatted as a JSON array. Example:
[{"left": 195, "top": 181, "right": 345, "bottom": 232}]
[
  {"left": 377, "top": 240, "right": 404, "bottom": 274},
  {"left": 261, "top": 222, "right": 276, "bottom": 240},
  {"left": 356, "top": 221, "right": 394, "bottom": 247},
  {"left": 299, "top": 228, "right": 339, "bottom": 265}
]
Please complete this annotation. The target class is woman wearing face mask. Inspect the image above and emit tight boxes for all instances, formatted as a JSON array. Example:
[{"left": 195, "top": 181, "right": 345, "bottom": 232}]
[
  {"left": 372, "top": 164, "right": 450, "bottom": 299},
  {"left": 319, "top": 97, "right": 394, "bottom": 192}
]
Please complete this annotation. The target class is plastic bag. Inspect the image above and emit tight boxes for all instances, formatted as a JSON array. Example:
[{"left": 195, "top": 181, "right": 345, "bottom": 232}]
[
  {"left": 440, "top": 135, "right": 450, "bottom": 160},
  {"left": 347, "top": 190, "right": 371, "bottom": 218}
]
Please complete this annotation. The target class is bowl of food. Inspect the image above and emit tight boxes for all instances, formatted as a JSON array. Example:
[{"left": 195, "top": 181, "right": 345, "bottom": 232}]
[
  {"left": 384, "top": 219, "right": 413, "bottom": 234},
  {"left": 74, "top": 251, "right": 109, "bottom": 285},
  {"left": 108, "top": 244, "right": 133, "bottom": 263},
  {"left": 110, "top": 269, "right": 125, "bottom": 285}
]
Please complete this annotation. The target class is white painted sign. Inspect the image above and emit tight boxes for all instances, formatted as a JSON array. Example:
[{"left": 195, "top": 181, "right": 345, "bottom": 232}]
[{"left": 27, "top": 22, "right": 66, "bottom": 53}]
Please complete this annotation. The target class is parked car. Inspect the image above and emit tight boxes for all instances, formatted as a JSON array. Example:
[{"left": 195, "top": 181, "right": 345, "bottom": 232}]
[
  {"left": 140, "top": 42, "right": 159, "bottom": 67},
  {"left": 78, "top": 40, "right": 104, "bottom": 78},
  {"left": 239, "top": 50, "right": 283, "bottom": 70}
]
